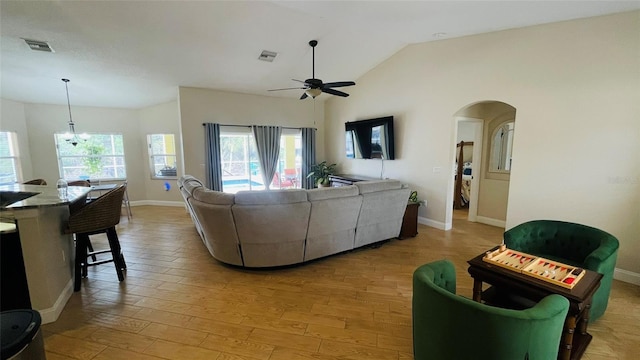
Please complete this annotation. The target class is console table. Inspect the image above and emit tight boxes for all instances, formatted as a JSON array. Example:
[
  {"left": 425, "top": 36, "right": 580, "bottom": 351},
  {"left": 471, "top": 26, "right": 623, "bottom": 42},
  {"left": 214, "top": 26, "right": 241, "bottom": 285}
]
[{"left": 328, "top": 174, "right": 379, "bottom": 187}]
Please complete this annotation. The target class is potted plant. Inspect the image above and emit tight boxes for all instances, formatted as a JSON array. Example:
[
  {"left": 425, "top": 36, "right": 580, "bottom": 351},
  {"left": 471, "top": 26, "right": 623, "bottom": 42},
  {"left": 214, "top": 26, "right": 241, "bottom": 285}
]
[{"left": 307, "top": 161, "right": 337, "bottom": 187}]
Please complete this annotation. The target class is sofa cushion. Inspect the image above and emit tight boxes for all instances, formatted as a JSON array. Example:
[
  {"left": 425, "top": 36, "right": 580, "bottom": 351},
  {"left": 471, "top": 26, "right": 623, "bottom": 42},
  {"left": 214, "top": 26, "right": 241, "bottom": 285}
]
[
  {"left": 355, "top": 180, "right": 402, "bottom": 194},
  {"left": 192, "top": 187, "right": 235, "bottom": 205},
  {"left": 178, "top": 175, "right": 202, "bottom": 189},
  {"left": 182, "top": 180, "right": 203, "bottom": 196},
  {"left": 307, "top": 185, "right": 359, "bottom": 201},
  {"left": 305, "top": 188, "right": 362, "bottom": 261},
  {"left": 235, "top": 189, "right": 307, "bottom": 205}
]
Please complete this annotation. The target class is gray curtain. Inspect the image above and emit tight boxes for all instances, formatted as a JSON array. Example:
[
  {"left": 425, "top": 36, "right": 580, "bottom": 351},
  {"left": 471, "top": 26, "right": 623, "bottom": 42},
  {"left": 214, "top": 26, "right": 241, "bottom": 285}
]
[
  {"left": 301, "top": 127, "right": 316, "bottom": 189},
  {"left": 204, "top": 123, "right": 223, "bottom": 191},
  {"left": 252, "top": 125, "right": 282, "bottom": 190}
]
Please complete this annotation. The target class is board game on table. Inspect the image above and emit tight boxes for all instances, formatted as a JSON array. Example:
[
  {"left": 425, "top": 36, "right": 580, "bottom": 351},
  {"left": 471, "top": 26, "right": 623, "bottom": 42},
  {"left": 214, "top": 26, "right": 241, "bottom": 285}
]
[
  {"left": 483, "top": 245, "right": 585, "bottom": 289},
  {"left": 468, "top": 246, "right": 603, "bottom": 360}
]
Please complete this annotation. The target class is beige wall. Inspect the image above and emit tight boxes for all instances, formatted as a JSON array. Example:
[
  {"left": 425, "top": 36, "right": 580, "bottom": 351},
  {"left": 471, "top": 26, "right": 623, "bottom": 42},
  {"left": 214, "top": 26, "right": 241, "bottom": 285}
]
[
  {"left": 21, "top": 103, "right": 147, "bottom": 201},
  {"left": 177, "top": 87, "right": 325, "bottom": 182},
  {"left": 1, "top": 99, "right": 34, "bottom": 180},
  {"left": 324, "top": 12, "right": 640, "bottom": 274},
  {"left": 138, "top": 100, "right": 182, "bottom": 202}
]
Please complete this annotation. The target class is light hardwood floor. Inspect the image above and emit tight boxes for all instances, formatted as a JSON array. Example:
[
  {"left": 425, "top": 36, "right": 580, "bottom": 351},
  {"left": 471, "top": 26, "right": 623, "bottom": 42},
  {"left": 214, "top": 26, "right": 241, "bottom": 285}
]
[{"left": 43, "top": 206, "right": 639, "bottom": 360}]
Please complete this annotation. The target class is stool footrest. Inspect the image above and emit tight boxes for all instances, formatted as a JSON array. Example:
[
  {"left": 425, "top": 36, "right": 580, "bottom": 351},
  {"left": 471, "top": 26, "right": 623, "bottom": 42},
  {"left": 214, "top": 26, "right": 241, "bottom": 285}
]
[{"left": 87, "top": 259, "right": 115, "bottom": 266}]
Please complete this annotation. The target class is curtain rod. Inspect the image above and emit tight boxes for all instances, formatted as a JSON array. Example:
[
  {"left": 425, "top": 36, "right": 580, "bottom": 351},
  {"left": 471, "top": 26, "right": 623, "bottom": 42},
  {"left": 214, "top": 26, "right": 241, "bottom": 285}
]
[{"left": 201, "top": 123, "right": 315, "bottom": 130}]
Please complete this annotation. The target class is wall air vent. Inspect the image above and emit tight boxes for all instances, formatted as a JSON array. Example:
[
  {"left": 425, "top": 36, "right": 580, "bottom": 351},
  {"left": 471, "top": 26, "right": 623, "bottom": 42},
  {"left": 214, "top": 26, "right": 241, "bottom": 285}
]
[
  {"left": 23, "top": 39, "right": 53, "bottom": 52},
  {"left": 258, "top": 50, "right": 277, "bottom": 62}
]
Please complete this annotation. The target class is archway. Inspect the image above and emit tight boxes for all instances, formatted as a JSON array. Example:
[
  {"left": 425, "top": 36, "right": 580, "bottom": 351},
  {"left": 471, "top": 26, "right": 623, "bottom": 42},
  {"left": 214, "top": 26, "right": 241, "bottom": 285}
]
[{"left": 448, "top": 100, "right": 517, "bottom": 228}]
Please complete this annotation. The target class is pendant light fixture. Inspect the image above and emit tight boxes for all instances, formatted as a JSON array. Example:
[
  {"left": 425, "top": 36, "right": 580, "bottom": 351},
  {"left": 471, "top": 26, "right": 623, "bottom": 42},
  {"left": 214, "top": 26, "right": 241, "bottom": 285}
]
[{"left": 61, "top": 78, "right": 89, "bottom": 146}]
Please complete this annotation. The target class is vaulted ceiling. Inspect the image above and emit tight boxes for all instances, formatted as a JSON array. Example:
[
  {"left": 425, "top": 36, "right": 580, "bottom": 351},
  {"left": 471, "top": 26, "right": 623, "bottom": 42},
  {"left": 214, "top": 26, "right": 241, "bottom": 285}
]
[{"left": 1, "top": 1, "right": 638, "bottom": 109}]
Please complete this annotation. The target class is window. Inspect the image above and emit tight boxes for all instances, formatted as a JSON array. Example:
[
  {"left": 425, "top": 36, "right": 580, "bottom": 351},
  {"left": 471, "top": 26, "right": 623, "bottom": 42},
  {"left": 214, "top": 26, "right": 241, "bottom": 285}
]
[
  {"left": 55, "top": 133, "right": 126, "bottom": 180},
  {"left": 219, "top": 127, "right": 301, "bottom": 193},
  {"left": 220, "top": 129, "right": 262, "bottom": 193},
  {"left": 0, "top": 131, "right": 21, "bottom": 184},
  {"left": 147, "top": 134, "right": 177, "bottom": 179},
  {"left": 489, "top": 121, "right": 515, "bottom": 173}
]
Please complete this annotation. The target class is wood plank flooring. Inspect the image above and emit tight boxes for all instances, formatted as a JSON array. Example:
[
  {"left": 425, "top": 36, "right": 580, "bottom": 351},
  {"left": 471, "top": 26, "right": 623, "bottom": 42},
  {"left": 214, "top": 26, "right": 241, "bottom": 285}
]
[{"left": 43, "top": 206, "right": 640, "bottom": 359}]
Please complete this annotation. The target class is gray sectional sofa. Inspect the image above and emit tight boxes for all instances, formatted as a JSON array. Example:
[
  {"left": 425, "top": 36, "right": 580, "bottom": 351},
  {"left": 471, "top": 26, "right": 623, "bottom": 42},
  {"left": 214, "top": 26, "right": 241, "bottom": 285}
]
[{"left": 178, "top": 175, "right": 411, "bottom": 267}]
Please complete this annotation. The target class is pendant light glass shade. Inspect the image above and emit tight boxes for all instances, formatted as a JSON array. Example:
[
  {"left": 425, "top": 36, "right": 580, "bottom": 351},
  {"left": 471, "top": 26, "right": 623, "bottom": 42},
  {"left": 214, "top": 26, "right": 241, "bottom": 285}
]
[{"left": 305, "top": 88, "right": 321, "bottom": 98}]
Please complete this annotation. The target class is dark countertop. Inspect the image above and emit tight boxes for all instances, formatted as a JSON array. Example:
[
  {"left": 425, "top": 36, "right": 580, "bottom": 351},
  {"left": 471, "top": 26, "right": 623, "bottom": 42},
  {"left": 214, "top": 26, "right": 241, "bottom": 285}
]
[{"left": 0, "top": 184, "right": 90, "bottom": 210}]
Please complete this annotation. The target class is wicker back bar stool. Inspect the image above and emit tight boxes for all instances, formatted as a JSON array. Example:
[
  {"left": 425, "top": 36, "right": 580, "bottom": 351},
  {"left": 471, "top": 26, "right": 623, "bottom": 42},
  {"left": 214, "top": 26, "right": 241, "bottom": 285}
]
[
  {"left": 66, "top": 184, "right": 127, "bottom": 292},
  {"left": 67, "top": 180, "right": 96, "bottom": 261},
  {"left": 67, "top": 180, "right": 91, "bottom": 214}
]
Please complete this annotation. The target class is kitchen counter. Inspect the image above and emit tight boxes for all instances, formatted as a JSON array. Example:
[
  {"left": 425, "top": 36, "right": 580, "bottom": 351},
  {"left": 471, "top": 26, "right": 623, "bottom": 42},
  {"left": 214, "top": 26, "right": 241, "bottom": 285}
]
[
  {"left": 1, "top": 183, "right": 89, "bottom": 209},
  {"left": 0, "top": 184, "right": 91, "bottom": 323}
]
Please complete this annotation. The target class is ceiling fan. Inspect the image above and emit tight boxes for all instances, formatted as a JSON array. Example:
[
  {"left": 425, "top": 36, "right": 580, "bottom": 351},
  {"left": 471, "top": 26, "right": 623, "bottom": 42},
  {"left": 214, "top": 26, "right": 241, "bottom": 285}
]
[{"left": 269, "top": 40, "right": 355, "bottom": 100}]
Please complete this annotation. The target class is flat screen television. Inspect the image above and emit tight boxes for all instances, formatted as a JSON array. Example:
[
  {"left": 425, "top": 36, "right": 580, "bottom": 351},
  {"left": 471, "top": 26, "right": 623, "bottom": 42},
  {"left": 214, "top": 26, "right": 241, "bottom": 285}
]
[{"left": 345, "top": 116, "right": 395, "bottom": 160}]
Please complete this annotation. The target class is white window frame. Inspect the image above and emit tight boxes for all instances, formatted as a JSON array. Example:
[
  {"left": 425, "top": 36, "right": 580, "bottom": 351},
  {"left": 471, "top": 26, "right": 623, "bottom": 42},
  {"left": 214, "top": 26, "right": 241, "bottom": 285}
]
[
  {"left": 0, "top": 131, "right": 22, "bottom": 184},
  {"left": 54, "top": 133, "right": 127, "bottom": 181},
  {"left": 147, "top": 134, "right": 178, "bottom": 179}
]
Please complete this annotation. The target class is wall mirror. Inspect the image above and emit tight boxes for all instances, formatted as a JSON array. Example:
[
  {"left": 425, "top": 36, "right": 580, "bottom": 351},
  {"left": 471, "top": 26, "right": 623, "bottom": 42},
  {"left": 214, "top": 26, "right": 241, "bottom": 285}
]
[{"left": 489, "top": 121, "right": 514, "bottom": 173}]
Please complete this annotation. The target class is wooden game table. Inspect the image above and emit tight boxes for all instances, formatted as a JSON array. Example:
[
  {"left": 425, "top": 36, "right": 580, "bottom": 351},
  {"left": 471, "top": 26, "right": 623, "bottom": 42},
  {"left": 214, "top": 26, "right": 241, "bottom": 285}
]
[{"left": 468, "top": 246, "right": 602, "bottom": 360}]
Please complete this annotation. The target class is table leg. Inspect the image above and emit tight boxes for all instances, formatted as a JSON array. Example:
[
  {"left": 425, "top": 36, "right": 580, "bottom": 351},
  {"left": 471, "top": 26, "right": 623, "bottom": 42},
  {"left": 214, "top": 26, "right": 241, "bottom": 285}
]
[
  {"left": 578, "top": 302, "right": 591, "bottom": 335},
  {"left": 472, "top": 278, "right": 483, "bottom": 302},
  {"left": 560, "top": 314, "right": 577, "bottom": 360}
]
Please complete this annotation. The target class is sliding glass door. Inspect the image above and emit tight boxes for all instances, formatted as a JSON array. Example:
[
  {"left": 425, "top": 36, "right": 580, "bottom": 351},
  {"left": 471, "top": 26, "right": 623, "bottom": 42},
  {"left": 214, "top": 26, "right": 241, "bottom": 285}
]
[{"left": 219, "top": 127, "right": 301, "bottom": 193}]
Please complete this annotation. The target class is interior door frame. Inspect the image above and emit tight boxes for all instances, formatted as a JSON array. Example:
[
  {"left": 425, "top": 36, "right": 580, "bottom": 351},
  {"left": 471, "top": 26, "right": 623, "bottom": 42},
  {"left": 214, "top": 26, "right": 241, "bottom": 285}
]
[{"left": 455, "top": 117, "right": 483, "bottom": 222}]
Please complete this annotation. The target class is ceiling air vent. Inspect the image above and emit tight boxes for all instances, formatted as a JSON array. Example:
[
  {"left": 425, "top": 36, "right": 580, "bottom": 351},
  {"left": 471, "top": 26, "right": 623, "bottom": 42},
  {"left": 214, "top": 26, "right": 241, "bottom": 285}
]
[
  {"left": 258, "top": 50, "right": 277, "bottom": 62},
  {"left": 23, "top": 39, "right": 53, "bottom": 52}
]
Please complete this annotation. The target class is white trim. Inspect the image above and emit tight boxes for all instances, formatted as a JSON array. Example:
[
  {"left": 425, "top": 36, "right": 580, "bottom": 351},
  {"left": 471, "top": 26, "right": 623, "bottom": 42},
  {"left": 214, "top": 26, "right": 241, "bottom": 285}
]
[
  {"left": 129, "top": 200, "right": 184, "bottom": 207},
  {"left": 476, "top": 216, "right": 506, "bottom": 228},
  {"left": 418, "top": 216, "right": 449, "bottom": 230},
  {"left": 39, "top": 280, "right": 73, "bottom": 324},
  {"left": 614, "top": 268, "right": 640, "bottom": 286}
]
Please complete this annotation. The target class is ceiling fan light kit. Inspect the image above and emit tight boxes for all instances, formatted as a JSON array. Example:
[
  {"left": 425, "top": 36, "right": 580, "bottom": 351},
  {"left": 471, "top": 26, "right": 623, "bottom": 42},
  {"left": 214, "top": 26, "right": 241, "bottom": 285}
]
[
  {"left": 269, "top": 40, "right": 355, "bottom": 100},
  {"left": 305, "top": 88, "right": 322, "bottom": 98}
]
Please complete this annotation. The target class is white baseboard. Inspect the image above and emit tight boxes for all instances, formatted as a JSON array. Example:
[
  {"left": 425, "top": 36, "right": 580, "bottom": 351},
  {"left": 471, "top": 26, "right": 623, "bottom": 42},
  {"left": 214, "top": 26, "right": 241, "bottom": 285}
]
[
  {"left": 476, "top": 216, "right": 506, "bottom": 228},
  {"left": 614, "top": 268, "right": 640, "bottom": 286},
  {"left": 129, "top": 200, "right": 184, "bottom": 207},
  {"left": 418, "top": 216, "right": 449, "bottom": 230},
  {"left": 39, "top": 280, "right": 73, "bottom": 324}
]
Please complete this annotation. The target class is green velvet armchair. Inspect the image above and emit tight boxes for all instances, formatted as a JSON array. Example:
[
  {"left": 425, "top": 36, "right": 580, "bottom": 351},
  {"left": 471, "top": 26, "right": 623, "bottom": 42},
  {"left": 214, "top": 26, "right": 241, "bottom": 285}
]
[
  {"left": 504, "top": 220, "right": 619, "bottom": 322},
  {"left": 413, "top": 260, "right": 569, "bottom": 360}
]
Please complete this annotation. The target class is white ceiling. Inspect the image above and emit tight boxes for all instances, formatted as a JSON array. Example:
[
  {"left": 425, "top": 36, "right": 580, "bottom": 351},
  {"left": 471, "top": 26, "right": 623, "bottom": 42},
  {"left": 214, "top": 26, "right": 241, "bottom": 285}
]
[{"left": 1, "top": 1, "right": 638, "bottom": 109}]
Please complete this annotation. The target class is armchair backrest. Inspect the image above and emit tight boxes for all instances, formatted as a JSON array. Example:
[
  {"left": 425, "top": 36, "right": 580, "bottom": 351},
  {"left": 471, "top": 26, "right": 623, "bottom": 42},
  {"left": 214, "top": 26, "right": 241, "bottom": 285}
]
[
  {"left": 504, "top": 220, "right": 619, "bottom": 264},
  {"left": 67, "top": 185, "right": 126, "bottom": 234},
  {"left": 413, "top": 260, "right": 569, "bottom": 360}
]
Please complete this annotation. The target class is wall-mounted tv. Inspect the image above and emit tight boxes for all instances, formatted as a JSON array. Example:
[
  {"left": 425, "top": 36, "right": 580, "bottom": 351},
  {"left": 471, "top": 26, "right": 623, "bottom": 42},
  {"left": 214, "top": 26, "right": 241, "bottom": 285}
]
[{"left": 345, "top": 116, "right": 395, "bottom": 160}]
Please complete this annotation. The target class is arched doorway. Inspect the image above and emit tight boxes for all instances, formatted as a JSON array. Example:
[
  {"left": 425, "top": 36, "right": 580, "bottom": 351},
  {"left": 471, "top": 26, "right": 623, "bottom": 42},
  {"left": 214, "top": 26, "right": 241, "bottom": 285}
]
[{"left": 449, "top": 101, "right": 516, "bottom": 228}]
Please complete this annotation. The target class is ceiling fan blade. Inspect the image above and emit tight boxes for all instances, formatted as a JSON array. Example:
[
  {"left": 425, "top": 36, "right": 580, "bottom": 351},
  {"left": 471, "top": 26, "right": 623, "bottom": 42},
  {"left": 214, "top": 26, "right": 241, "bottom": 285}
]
[
  {"left": 322, "top": 81, "right": 355, "bottom": 88},
  {"left": 268, "top": 87, "right": 305, "bottom": 92},
  {"left": 300, "top": 92, "right": 308, "bottom": 100},
  {"left": 321, "top": 88, "right": 349, "bottom": 97},
  {"left": 292, "top": 79, "right": 307, "bottom": 84}
]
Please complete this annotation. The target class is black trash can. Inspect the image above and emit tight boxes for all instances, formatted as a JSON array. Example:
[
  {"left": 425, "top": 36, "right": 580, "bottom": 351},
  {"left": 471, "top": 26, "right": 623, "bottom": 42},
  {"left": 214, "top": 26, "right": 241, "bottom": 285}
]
[{"left": 0, "top": 310, "right": 46, "bottom": 360}]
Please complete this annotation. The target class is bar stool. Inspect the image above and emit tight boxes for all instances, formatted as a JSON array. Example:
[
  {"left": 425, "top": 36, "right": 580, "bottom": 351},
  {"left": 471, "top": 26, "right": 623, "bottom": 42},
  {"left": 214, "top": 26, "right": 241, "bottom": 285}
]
[
  {"left": 65, "top": 185, "right": 127, "bottom": 291},
  {"left": 22, "top": 179, "right": 46, "bottom": 185},
  {"left": 67, "top": 180, "right": 96, "bottom": 262},
  {"left": 122, "top": 180, "right": 132, "bottom": 219}
]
